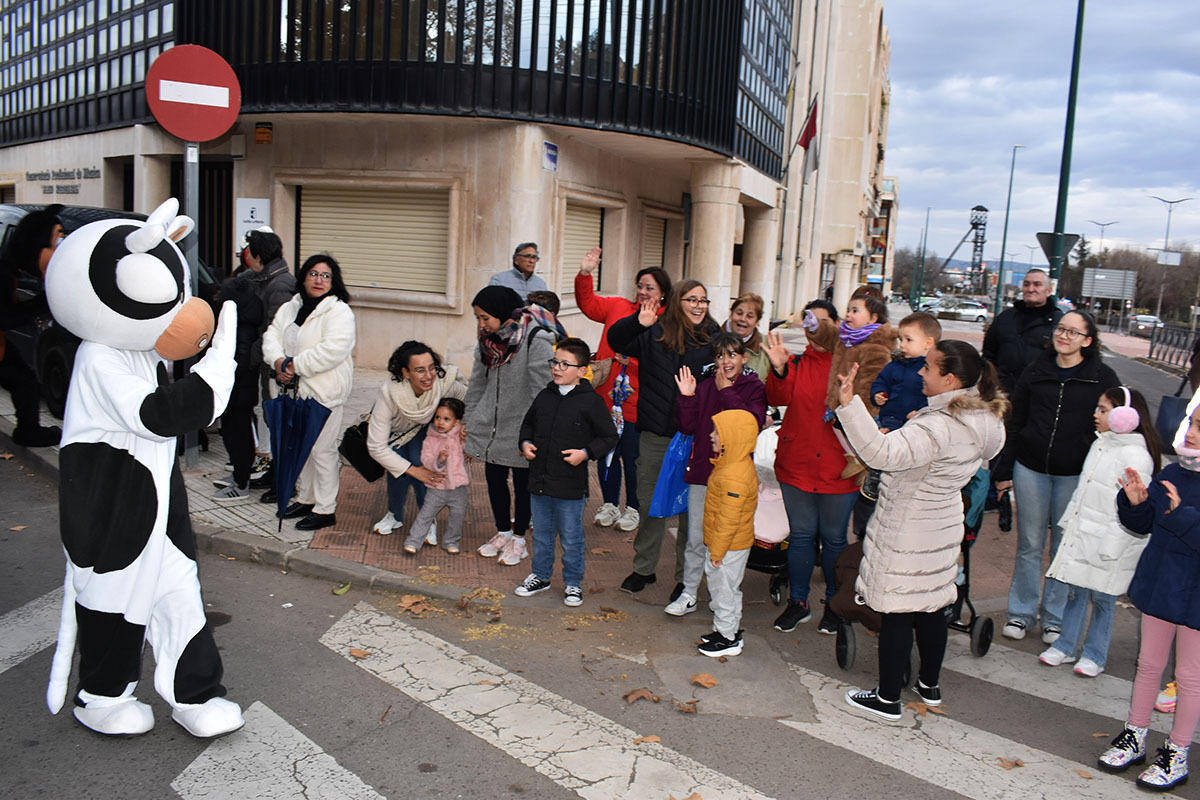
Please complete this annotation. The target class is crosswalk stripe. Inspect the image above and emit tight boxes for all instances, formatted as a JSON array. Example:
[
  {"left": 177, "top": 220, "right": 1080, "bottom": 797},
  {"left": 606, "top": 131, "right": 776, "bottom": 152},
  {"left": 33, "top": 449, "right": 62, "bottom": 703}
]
[
  {"left": 781, "top": 664, "right": 1152, "bottom": 800},
  {"left": 320, "top": 602, "right": 772, "bottom": 800},
  {"left": 941, "top": 635, "right": 1189, "bottom": 741},
  {"left": 171, "top": 701, "right": 385, "bottom": 800},
  {"left": 0, "top": 587, "right": 62, "bottom": 676}
]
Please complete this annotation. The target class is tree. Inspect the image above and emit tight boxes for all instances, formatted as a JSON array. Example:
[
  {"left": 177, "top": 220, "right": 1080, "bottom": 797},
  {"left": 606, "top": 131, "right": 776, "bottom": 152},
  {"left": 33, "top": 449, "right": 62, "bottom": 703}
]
[{"left": 890, "top": 246, "right": 943, "bottom": 297}]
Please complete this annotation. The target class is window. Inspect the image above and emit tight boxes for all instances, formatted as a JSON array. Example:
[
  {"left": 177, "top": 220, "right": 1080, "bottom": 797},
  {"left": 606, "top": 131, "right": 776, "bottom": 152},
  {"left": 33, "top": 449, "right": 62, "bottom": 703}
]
[
  {"left": 641, "top": 216, "right": 666, "bottom": 269},
  {"left": 560, "top": 202, "right": 603, "bottom": 295}
]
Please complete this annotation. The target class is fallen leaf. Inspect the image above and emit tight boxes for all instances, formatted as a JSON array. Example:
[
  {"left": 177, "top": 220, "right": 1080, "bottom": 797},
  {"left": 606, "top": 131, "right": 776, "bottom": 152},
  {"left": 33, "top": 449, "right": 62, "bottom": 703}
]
[
  {"left": 1074, "top": 769, "right": 1093, "bottom": 780},
  {"left": 488, "top": 615, "right": 502, "bottom": 623},
  {"left": 0, "top": 451, "right": 13, "bottom": 459},
  {"left": 379, "top": 704, "right": 391, "bottom": 723},
  {"left": 675, "top": 700, "right": 699, "bottom": 714},
  {"left": 589, "top": 547, "right": 612, "bottom": 555},
  {"left": 996, "top": 757, "right": 1024, "bottom": 770},
  {"left": 668, "top": 795, "right": 703, "bottom": 800},
  {"left": 772, "top": 714, "right": 792, "bottom": 720},
  {"left": 349, "top": 647, "right": 371, "bottom": 659},
  {"left": 473, "top": 679, "right": 499, "bottom": 686},
  {"left": 690, "top": 673, "right": 718, "bottom": 689},
  {"left": 588, "top": 587, "right": 605, "bottom": 594},
  {"left": 623, "top": 687, "right": 654, "bottom": 704},
  {"left": 332, "top": 581, "right": 351, "bottom": 595},
  {"left": 9, "top": 525, "right": 27, "bottom": 531},
  {"left": 717, "top": 656, "right": 728, "bottom": 663},
  {"left": 621, "top": 536, "right": 634, "bottom": 543},
  {"left": 927, "top": 705, "right": 948, "bottom": 716},
  {"left": 652, "top": 695, "right": 660, "bottom": 703},
  {"left": 1092, "top": 732, "right": 1110, "bottom": 738},
  {"left": 633, "top": 735, "right": 660, "bottom": 744},
  {"left": 461, "top": 552, "right": 476, "bottom": 559},
  {"left": 397, "top": 594, "right": 434, "bottom": 615},
  {"left": 599, "top": 606, "right": 620, "bottom": 614},
  {"left": 565, "top": 626, "right": 577, "bottom": 631}
]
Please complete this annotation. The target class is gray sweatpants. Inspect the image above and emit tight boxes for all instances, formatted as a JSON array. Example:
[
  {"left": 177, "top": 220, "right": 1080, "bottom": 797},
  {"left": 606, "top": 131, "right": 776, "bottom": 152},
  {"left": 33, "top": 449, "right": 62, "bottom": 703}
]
[
  {"left": 404, "top": 485, "right": 469, "bottom": 550},
  {"left": 705, "top": 546, "right": 750, "bottom": 639},
  {"left": 680, "top": 483, "right": 709, "bottom": 597}
]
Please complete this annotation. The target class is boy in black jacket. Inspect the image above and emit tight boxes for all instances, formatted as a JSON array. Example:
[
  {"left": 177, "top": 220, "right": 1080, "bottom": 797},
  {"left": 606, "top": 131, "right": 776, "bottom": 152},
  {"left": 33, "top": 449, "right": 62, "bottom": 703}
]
[{"left": 514, "top": 337, "right": 618, "bottom": 607}]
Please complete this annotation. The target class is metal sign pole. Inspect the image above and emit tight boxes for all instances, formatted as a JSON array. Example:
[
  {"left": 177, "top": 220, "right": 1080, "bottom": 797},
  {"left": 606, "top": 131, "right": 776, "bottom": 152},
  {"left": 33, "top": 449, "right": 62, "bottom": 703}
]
[{"left": 182, "top": 141, "right": 200, "bottom": 468}]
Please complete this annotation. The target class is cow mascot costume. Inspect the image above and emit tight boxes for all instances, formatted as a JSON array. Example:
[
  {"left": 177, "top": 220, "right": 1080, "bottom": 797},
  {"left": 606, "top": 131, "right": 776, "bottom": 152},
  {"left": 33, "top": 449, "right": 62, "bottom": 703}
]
[{"left": 43, "top": 198, "right": 243, "bottom": 738}]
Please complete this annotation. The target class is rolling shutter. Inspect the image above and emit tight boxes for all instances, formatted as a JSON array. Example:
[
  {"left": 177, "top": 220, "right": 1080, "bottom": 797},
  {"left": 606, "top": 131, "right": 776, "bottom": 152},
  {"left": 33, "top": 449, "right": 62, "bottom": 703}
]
[
  {"left": 641, "top": 216, "right": 666, "bottom": 268},
  {"left": 560, "top": 202, "right": 603, "bottom": 295},
  {"left": 299, "top": 185, "right": 450, "bottom": 293}
]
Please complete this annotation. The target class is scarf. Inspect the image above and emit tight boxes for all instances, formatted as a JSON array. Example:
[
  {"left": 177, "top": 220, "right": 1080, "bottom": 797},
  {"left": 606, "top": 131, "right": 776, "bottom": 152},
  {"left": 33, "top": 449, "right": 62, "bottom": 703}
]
[
  {"left": 478, "top": 304, "right": 566, "bottom": 368},
  {"left": 1179, "top": 452, "right": 1200, "bottom": 472},
  {"left": 838, "top": 320, "right": 881, "bottom": 347}
]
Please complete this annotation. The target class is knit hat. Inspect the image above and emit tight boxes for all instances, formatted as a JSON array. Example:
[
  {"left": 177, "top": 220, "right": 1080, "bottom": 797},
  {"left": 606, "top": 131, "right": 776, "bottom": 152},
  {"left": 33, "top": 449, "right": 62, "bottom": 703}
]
[{"left": 472, "top": 285, "right": 522, "bottom": 321}]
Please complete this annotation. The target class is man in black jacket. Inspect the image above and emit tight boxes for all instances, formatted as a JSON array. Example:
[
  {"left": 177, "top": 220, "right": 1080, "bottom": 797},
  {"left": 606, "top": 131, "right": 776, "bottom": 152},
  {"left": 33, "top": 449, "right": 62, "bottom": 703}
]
[
  {"left": 982, "top": 269, "right": 1063, "bottom": 397},
  {"left": 513, "top": 337, "right": 618, "bottom": 608}
]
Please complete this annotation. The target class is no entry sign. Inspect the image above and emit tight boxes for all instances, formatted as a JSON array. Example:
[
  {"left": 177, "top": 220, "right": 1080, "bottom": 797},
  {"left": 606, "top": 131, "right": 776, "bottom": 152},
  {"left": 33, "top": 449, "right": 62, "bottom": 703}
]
[{"left": 146, "top": 45, "right": 242, "bottom": 142}]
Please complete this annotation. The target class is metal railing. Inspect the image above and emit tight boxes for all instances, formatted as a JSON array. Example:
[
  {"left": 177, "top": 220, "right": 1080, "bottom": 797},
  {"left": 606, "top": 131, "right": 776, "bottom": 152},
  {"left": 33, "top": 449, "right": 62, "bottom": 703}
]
[{"left": 1149, "top": 323, "right": 1197, "bottom": 370}]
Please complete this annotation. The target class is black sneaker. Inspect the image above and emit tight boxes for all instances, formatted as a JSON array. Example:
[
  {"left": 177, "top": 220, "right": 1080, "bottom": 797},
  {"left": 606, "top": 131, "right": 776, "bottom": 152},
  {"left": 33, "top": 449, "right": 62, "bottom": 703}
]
[
  {"left": 773, "top": 600, "right": 811, "bottom": 631},
  {"left": 817, "top": 606, "right": 840, "bottom": 635},
  {"left": 845, "top": 688, "right": 901, "bottom": 721},
  {"left": 914, "top": 680, "right": 942, "bottom": 706},
  {"left": 250, "top": 467, "right": 275, "bottom": 489},
  {"left": 699, "top": 629, "right": 743, "bottom": 644},
  {"left": 619, "top": 571, "right": 657, "bottom": 593},
  {"left": 12, "top": 425, "right": 61, "bottom": 447},
  {"left": 698, "top": 631, "right": 744, "bottom": 657},
  {"left": 514, "top": 574, "right": 552, "bottom": 597},
  {"left": 668, "top": 582, "right": 685, "bottom": 602}
]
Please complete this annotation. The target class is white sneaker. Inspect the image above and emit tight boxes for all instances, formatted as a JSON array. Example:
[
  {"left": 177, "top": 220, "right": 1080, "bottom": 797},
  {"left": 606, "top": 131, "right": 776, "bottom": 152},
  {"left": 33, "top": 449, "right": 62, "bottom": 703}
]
[
  {"left": 479, "top": 531, "right": 511, "bottom": 557},
  {"left": 373, "top": 511, "right": 400, "bottom": 535},
  {"left": 1074, "top": 657, "right": 1105, "bottom": 677},
  {"left": 1001, "top": 619, "right": 1027, "bottom": 640},
  {"left": 665, "top": 592, "right": 697, "bottom": 616},
  {"left": 1042, "top": 626, "right": 1061, "bottom": 645},
  {"left": 498, "top": 536, "right": 528, "bottom": 566},
  {"left": 593, "top": 503, "right": 620, "bottom": 526},
  {"left": 425, "top": 522, "right": 438, "bottom": 546},
  {"left": 1039, "top": 647, "right": 1076, "bottom": 667},
  {"left": 615, "top": 507, "right": 640, "bottom": 532}
]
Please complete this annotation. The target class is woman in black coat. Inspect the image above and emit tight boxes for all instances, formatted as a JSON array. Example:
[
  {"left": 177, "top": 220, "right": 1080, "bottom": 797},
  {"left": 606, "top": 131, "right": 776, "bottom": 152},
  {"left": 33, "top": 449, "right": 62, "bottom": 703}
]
[{"left": 607, "top": 279, "right": 721, "bottom": 597}]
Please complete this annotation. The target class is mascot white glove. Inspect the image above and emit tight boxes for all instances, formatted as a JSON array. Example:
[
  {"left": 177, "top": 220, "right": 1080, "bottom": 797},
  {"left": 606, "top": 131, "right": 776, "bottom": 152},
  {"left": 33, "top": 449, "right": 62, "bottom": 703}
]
[{"left": 190, "top": 300, "right": 238, "bottom": 423}]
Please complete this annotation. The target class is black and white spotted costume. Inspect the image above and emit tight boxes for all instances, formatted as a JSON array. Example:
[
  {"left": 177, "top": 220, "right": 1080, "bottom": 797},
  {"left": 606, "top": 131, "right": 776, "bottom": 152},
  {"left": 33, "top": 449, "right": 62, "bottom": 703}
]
[{"left": 44, "top": 199, "right": 244, "bottom": 738}]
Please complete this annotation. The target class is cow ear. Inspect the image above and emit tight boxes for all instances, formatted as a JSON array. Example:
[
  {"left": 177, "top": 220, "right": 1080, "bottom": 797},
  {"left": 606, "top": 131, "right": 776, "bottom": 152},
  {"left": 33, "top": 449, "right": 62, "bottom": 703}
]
[{"left": 166, "top": 215, "right": 195, "bottom": 243}]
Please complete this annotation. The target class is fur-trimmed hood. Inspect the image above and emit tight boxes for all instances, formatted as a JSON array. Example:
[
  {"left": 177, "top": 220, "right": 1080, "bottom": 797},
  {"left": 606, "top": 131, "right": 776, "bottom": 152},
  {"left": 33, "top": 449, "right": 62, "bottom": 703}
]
[{"left": 927, "top": 387, "right": 1008, "bottom": 459}]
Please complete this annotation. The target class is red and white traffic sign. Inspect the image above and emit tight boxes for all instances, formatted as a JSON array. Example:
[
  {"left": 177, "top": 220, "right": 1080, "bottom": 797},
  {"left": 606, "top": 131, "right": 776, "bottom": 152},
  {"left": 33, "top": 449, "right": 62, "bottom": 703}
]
[{"left": 146, "top": 45, "right": 242, "bottom": 142}]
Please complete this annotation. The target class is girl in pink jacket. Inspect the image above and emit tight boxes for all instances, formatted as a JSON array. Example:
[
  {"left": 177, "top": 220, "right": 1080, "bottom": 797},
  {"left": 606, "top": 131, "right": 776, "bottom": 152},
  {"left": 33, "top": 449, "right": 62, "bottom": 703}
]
[{"left": 404, "top": 398, "right": 470, "bottom": 554}]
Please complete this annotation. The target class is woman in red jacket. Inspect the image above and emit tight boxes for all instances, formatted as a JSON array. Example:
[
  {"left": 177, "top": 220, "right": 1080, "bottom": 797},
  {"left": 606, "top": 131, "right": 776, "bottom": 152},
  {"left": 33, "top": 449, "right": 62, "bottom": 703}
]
[
  {"left": 764, "top": 299, "right": 859, "bottom": 635},
  {"left": 574, "top": 247, "right": 671, "bottom": 533}
]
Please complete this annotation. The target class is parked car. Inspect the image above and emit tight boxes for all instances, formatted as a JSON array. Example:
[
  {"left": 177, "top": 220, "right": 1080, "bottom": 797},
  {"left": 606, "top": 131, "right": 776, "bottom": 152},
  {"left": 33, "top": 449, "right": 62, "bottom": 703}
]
[
  {"left": 0, "top": 204, "right": 220, "bottom": 418},
  {"left": 935, "top": 298, "right": 991, "bottom": 324},
  {"left": 918, "top": 298, "right": 947, "bottom": 313},
  {"left": 1130, "top": 314, "right": 1165, "bottom": 338}
]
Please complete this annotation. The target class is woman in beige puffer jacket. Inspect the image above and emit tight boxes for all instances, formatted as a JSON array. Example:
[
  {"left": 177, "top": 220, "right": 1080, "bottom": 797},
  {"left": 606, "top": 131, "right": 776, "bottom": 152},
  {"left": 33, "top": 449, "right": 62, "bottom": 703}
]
[{"left": 835, "top": 340, "right": 1007, "bottom": 720}]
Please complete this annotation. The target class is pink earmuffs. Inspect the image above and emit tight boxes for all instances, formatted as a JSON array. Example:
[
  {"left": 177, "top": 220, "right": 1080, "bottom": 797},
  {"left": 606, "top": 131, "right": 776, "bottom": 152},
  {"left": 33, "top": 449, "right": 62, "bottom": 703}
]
[{"left": 1108, "top": 386, "right": 1140, "bottom": 434}]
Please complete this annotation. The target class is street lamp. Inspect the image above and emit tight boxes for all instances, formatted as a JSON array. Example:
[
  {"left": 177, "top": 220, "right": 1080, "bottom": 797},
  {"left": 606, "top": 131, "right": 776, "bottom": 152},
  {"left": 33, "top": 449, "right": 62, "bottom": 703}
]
[
  {"left": 994, "top": 144, "right": 1025, "bottom": 316},
  {"left": 1025, "top": 244, "right": 1039, "bottom": 265},
  {"left": 1151, "top": 196, "right": 1192, "bottom": 320},
  {"left": 1087, "top": 219, "right": 1118, "bottom": 257}
]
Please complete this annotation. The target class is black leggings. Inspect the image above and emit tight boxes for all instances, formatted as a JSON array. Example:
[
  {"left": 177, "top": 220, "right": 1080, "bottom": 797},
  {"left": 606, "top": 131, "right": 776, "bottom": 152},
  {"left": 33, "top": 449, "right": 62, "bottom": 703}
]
[
  {"left": 484, "top": 462, "right": 531, "bottom": 537},
  {"left": 877, "top": 607, "right": 949, "bottom": 702}
]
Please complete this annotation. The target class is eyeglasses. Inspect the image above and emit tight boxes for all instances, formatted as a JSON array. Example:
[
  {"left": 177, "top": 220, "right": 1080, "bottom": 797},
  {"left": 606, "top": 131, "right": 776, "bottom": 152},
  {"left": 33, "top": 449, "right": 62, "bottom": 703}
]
[
  {"left": 307, "top": 270, "right": 332, "bottom": 280},
  {"left": 517, "top": 253, "right": 540, "bottom": 261},
  {"left": 406, "top": 366, "right": 438, "bottom": 376},
  {"left": 1054, "top": 326, "right": 1089, "bottom": 340},
  {"left": 681, "top": 297, "right": 711, "bottom": 306},
  {"left": 547, "top": 358, "right": 583, "bottom": 370}
]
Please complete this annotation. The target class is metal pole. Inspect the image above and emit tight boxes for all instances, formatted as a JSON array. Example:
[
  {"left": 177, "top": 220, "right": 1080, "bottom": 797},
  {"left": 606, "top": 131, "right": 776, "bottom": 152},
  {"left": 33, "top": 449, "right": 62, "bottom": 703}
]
[
  {"left": 183, "top": 141, "right": 200, "bottom": 468},
  {"left": 1050, "top": 0, "right": 1086, "bottom": 283},
  {"left": 1151, "top": 196, "right": 1192, "bottom": 321},
  {"left": 1087, "top": 219, "right": 1118, "bottom": 260},
  {"left": 913, "top": 206, "right": 930, "bottom": 308},
  {"left": 995, "top": 144, "right": 1024, "bottom": 317}
]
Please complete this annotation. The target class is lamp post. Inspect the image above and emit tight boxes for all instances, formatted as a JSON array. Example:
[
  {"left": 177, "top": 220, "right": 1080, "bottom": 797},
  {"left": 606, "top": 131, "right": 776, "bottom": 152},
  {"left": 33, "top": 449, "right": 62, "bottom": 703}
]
[
  {"left": 1087, "top": 219, "right": 1118, "bottom": 259},
  {"left": 1049, "top": 0, "right": 1087, "bottom": 281},
  {"left": 994, "top": 144, "right": 1025, "bottom": 317},
  {"left": 1151, "top": 196, "right": 1192, "bottom": 320}
]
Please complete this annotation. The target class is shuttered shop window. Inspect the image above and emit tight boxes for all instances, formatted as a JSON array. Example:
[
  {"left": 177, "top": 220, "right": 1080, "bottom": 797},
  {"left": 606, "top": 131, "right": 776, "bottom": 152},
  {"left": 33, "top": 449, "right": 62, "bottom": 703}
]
[
  {"left": 560, "top": 203, "right": 603, "bottom": 295},
  {"left": 641, "top": 216, "right": 666, "bottom": 268},
  {"left": 299, "top": 186, "right": 450, "bottom": 293}
]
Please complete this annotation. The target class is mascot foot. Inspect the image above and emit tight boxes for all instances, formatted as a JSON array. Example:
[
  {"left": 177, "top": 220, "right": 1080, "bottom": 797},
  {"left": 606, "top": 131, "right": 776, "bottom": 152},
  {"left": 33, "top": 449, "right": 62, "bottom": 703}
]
[
  {"left": 172, "top": 697, "right": 245, "bottom": 738},
  {"left": 73, "top": 695, "right": 154, "bottom": 736}
]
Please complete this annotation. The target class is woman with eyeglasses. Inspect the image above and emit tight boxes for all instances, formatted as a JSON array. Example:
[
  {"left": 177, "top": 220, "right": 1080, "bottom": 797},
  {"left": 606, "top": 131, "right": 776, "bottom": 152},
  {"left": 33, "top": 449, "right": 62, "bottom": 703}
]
[
  {"left": 366, "top": 341, "right": 468, "bottom": 540},
  {"left": 993, "top": 309, "right": 1119, "bottom": 646},
  {"left": 466, "top": 285, "right": 555, "bottom": 565},
  {"left": 607, "top": 279, "right": 722, "bottom": 597},
  {"left": 261, "top": 254, "right": 356, "bottom": 532},
  {"left": 574, "top": 246, "right": 672, "bottom": 534}
]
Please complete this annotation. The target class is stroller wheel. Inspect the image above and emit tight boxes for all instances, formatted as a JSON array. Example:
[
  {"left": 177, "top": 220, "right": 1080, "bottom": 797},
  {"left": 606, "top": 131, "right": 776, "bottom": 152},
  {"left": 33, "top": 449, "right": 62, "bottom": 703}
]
[
  {"left": 970, "top": 616, "right": 994, "bottom": 657},
  {"left": 835, "top": 622, "right": 855, "bottom": 670},
  {"left": 769, "top": 573, "right": 788, "bottom": 606}
]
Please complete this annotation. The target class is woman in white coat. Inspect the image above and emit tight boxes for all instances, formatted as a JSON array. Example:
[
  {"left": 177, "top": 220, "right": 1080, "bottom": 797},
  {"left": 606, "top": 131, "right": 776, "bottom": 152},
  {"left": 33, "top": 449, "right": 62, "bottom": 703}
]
[
  {"left": 262, "top": 254, "right": 356, "bottom": 531},
  {"left": 834, "top": 340, "right": 1008, "bottom": 721}
]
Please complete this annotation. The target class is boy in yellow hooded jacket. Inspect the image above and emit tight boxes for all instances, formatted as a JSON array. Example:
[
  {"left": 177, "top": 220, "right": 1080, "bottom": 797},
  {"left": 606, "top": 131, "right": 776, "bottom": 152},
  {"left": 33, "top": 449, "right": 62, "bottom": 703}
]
[{"left": 699, "top": 408, "right": 760, "bottom": 657}]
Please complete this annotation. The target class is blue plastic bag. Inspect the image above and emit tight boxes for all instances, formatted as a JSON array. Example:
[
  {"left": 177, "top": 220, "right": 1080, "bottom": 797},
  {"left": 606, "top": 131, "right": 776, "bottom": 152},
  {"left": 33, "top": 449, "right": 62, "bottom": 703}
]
[{"left": 648, "top": 432, "right": 693, "bottom": 518}]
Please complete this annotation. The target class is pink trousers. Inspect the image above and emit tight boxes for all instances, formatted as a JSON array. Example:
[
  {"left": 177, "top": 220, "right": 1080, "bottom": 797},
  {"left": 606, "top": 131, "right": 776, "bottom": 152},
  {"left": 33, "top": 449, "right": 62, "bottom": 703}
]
[{"left": 1129, "top": 612, "right": 1200, "bottom": 748}]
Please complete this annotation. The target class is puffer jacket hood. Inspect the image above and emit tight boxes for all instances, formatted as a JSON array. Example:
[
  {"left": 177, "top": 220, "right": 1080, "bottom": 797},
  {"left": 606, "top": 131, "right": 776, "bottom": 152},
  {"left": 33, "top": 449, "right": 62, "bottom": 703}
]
[
  {"left": 941, "top": 389, "right": 1008, "bottom": 460},
  {"left": 711, "top": 408, "right": 759, "bottom": 467},
  {"left": 703, "top": 409, "right": 760, "bottom": 560}
]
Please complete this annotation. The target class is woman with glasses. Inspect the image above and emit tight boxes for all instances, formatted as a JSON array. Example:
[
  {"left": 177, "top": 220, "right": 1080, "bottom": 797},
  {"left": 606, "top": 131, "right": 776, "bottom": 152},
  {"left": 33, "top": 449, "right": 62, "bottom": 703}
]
[
  {"left": 466, "top": 285, "right": 555, "bottom": 565},
  {"left": 574, "top": 246, "right": 672, "bottom": 534},
  {"left": 607, "top": 279, "right": 722, "bottom": 597},
  {"left": 993, "top": 310, "right": 1119, "bottom": 645},
  {"left": 366, "top": 341, "right": 468, "bottom": 539},
  {"left": 261, "top": 254, "right": 356, "bottom": 532}
]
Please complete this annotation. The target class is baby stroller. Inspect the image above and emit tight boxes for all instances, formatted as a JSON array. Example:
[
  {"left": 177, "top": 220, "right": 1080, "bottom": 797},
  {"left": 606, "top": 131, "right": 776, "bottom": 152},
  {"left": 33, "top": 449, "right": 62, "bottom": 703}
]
[
  {"left": 830, "top": 466, "right": 995, "bottom": 678},
  {"left": 747, "top": 423, "right": 789, "bottom": 605}
]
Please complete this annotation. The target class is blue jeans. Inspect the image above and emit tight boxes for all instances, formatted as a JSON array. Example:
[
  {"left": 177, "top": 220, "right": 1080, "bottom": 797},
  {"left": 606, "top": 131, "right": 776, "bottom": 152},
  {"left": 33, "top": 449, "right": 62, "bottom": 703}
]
[
  {"left": 530, "top": 494, "right": 587, "bottom": 587},
  {"left": 1007, "top": 461, "right": 1078, "bottom": 630},
  {"left": 599, "top": 425, "right": 640, "bottom": 509},
  {"left": 386, "top": 427, "right": 428, "bottom": 517},
  {"left": 1048, "top": 584, "right": 1116, "bottom": 667},
  {"left": 780, "top": 483, "right": 857, "bottom": 604}
]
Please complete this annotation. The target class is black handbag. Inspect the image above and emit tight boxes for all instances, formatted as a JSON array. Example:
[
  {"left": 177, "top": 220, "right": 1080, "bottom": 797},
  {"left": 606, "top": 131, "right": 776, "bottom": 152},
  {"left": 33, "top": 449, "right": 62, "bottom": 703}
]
[
  {"left": 1156, "top": 374, "right": 1191, "bottom": 457},
  {"left": 339, "top": 418, "right": 385, "bottom": 482}
]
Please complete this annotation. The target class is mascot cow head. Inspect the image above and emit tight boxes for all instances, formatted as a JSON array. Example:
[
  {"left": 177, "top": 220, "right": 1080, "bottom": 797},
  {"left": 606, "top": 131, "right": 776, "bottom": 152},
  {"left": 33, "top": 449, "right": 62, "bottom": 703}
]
[{"left": 45, "top": 198, "right": 214, "bottom": 360}]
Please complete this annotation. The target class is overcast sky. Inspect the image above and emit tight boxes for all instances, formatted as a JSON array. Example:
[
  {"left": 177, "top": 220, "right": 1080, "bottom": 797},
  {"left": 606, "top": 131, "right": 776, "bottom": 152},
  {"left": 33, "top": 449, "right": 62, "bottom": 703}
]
[{"left": 882, "top": 1, "right": 1200, "bottom": 268}]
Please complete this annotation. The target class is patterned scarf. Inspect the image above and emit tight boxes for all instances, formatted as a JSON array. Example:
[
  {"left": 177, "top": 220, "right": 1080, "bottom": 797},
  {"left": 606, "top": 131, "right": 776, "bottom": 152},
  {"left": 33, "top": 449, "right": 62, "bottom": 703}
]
[
  {"left": 838, "top": 320, "right": 881, "bottom": 347},
  {"left": 478, "top": 303, "right": 567, "bottom": 368},
  {"left": 1179, "top": 452, "right": 1200, "bottom": 472}
]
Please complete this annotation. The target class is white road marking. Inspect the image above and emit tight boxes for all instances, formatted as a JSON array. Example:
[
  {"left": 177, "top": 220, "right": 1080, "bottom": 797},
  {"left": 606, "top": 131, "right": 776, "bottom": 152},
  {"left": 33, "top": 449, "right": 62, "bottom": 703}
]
[
  {"left": 159, "top": 79, "right": 230, "bottom": 108},
  {"left": 321, "top": 602, "right": 772, "bottom": 800},
  {"left": 782, "top": 664, "right": 1155, "bottom": 800},
  {"left": 171, "top": 701, "right": 385, "bottom": 800},
  {"left": 0, "top": 587, "right": 62, "bottom": 676},
  {"left": 942, "top": 635, "right": 1189, "bottom": 741}
]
